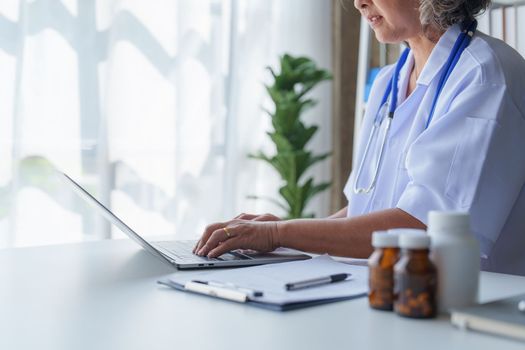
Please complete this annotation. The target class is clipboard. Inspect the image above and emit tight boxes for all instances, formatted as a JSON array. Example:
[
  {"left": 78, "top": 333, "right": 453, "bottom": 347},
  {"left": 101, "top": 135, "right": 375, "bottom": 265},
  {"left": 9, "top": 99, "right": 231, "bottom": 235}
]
[{"left": 158, "top": 256, "right": 369, "bottom": 311}]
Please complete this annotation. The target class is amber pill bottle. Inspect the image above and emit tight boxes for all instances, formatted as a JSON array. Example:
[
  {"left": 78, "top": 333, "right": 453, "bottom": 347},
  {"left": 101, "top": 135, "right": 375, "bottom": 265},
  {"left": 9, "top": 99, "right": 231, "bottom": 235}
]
[
  {"left": 394, "top": 233, "right": 437, "bottom": 319},
  {"left": 368, "top": 231, "right": 400, "bottom": 311}
]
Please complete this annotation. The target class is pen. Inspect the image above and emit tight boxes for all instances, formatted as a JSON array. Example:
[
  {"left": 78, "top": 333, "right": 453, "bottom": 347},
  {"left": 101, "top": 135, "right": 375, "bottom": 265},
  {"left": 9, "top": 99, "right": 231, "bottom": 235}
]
[
  {"left": 190, "top": 280, "right": 264, "bottom": 298},
  {"left": 518, "top": 300, "right": 525, "bottom": 312},
  {"left": 184, "top": 281, "right": 249, "bottom": 302},
  {"left": 285, "top": 273, "right": 350, "bottom": 291},
  {"left": 205, "top": 281, "right": 264, "bottom": 297}
]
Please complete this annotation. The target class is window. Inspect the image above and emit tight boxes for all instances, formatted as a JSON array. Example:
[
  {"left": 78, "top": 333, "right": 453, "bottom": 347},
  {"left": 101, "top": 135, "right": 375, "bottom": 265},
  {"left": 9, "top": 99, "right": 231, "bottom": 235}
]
[{"left": 0, "top": 0, "right": 332, "bottom": 248}]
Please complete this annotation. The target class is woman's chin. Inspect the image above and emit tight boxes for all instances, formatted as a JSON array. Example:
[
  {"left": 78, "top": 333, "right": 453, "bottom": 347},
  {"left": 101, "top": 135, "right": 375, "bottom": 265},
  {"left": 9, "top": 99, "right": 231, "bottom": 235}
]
[{"left": 373, "top": 32, "right": 400, "bottom": 45}]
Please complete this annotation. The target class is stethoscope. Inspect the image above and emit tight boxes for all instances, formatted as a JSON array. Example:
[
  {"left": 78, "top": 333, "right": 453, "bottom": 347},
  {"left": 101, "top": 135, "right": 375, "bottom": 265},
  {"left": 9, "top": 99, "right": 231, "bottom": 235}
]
[{"left": 353, "top": 20, "right": 478, "bottom": 195}]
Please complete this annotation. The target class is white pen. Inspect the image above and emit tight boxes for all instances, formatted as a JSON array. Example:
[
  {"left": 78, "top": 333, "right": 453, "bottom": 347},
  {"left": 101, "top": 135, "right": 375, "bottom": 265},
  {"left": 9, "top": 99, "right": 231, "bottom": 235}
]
[
  {"left": 518, "top": 300, "right": 525, "bottom": 312},
  {"left": 203, "top": 280, "right": 264, "bottom": 297},
  {"left": 184, "top": 281, "right": 248, "bottom": 303}
]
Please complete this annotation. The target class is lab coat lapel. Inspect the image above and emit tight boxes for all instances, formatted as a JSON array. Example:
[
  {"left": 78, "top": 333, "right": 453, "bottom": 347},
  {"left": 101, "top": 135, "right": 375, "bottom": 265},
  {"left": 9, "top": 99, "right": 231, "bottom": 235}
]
[
  {"left": 418, "top": 24, "right": 461, "bottom": 86},
  {"left": 389, "top": 24, "right": 461, "bottom": 137}
]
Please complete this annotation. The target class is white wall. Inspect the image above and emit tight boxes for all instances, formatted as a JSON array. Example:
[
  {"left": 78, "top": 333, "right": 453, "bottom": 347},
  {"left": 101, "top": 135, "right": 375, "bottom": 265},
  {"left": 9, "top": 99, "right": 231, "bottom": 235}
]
[{"left": 478, "top": 4, "right": 525, "bottom": 56}]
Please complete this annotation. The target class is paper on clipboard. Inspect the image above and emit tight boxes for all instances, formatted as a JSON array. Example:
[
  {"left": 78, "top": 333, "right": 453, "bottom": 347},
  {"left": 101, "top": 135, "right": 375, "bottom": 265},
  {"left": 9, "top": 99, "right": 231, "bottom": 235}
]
[{"left": 159, "top": 255, "right": 369, "bottom": 310}]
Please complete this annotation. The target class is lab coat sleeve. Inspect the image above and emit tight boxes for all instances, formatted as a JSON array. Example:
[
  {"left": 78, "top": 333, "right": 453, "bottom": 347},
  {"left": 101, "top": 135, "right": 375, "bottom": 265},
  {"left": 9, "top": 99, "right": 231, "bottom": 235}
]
[{"left": 396, "top": 83, "right": 525, "bottom": 255}]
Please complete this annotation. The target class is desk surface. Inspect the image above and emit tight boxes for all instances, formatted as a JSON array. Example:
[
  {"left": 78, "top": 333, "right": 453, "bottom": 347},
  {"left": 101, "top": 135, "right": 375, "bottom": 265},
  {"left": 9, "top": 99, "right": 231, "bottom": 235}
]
[{"left": 1, "top": 240, "right": 525, "bottom": 350}]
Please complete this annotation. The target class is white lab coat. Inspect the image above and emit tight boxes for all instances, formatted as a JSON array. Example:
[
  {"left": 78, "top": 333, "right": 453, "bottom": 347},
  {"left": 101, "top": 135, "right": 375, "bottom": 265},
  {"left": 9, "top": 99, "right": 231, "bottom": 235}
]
[{"left": 344, "top": 24, "right": 525, "bottom": 275}]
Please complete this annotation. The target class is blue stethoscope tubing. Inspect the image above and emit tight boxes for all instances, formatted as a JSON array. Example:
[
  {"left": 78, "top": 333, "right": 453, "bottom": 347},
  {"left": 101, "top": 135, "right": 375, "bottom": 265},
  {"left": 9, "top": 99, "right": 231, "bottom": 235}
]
[{"left": 353, "top": 20, "right": 478, "bottom": 195}]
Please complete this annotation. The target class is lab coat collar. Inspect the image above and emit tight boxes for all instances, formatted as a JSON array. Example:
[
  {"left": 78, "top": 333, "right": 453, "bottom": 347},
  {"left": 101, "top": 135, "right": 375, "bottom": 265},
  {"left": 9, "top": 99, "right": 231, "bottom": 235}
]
[
  {"left": 417, "top": 24, "right": 462, "bottom": 86},
  {"left": 397, "top": 51, "right": 414, "bottom": 103}
]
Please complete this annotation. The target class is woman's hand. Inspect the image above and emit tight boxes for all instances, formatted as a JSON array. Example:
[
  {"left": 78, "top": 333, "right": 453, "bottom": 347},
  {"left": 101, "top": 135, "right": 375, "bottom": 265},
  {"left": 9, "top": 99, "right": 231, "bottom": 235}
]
[
  {"left": 192, "top": 212, "right": 281, "bottom": 255},
  {"left": 192, "top": 219, "right": 281, "bottom": 258}
]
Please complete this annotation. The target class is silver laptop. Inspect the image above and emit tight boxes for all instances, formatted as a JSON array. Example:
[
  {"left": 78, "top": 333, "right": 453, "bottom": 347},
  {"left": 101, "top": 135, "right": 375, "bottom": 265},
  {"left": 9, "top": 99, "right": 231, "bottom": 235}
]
[{"left": 61, "top": 172, "right": 311, "bottom": 269}]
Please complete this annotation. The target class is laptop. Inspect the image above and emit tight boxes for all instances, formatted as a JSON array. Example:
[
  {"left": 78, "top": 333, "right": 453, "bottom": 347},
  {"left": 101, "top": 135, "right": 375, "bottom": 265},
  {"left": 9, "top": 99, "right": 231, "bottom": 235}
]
[{"left": 61, "top": 172, "right": 311, "bottom": 269}]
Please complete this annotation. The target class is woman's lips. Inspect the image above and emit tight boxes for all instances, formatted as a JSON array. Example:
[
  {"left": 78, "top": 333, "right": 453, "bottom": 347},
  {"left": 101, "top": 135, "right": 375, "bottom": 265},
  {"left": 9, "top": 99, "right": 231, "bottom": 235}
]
[{"left": 367, "top": 15, "right": 384, "bottom": 27}]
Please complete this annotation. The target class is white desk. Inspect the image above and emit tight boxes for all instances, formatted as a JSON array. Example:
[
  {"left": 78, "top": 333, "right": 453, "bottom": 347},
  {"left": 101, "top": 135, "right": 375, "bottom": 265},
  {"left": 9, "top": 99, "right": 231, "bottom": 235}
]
[{"left": 1, "top": 240, "right": 525, "bottom": 350}]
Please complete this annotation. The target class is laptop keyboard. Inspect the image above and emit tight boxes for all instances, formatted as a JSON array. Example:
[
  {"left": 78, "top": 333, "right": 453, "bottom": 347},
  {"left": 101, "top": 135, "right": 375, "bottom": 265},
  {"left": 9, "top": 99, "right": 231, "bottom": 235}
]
[{"left": 155, "top": 240, "right": 249, "bottom": 262}]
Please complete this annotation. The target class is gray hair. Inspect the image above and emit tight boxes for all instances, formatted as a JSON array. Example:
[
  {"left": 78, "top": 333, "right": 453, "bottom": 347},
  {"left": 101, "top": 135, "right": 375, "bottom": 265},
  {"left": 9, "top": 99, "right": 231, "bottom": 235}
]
[{"left": 420, "top": 0, "right": 492, "bottom": 31}]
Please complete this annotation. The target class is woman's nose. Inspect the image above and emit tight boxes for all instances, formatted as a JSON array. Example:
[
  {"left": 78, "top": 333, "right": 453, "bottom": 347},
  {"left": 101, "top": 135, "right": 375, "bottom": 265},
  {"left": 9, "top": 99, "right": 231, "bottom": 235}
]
[{"left": 354, "top": 0, "right": 370, "bottom": 10}]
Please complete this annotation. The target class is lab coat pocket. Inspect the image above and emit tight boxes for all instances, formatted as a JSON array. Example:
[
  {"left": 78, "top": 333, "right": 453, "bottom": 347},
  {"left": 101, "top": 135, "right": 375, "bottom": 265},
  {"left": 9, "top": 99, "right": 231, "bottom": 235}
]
[{"left": 445, "top": 117, "right": 498, "bottom": 208}]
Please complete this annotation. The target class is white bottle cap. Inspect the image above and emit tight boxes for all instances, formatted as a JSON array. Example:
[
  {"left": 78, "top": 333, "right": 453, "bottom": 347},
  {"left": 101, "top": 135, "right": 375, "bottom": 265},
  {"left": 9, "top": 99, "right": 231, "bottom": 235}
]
[
  {"left": 399, "top": 231, "right": 431, "bottom": 249},
  {"left": 372, "top": 231, "right": 399, "bottom": 248},
  {"left": 428, "top": 211, "right": 470, "bottom": 233},
  {"left": 388, "top": 228, "right": 426, "bottom": 236}
]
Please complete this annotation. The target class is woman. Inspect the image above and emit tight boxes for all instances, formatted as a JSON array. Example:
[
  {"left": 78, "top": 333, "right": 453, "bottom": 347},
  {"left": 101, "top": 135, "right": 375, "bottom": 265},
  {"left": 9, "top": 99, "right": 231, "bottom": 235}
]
[{"left": 195, "top": 0, "right": 525, "bottom": 275}]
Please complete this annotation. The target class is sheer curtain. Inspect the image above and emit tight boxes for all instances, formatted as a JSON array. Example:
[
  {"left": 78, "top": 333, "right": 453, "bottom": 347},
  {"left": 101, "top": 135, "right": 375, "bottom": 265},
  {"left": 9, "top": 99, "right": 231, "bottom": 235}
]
[{"left": 0, "top": 0, "right": 332, "bottom": 248}]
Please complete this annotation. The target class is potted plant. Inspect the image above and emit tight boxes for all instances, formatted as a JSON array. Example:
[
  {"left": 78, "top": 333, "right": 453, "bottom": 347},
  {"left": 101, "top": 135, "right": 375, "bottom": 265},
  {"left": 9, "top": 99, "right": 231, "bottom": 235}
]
[{"left": 249, "top": 54, "right": 332, "bottom": 219}]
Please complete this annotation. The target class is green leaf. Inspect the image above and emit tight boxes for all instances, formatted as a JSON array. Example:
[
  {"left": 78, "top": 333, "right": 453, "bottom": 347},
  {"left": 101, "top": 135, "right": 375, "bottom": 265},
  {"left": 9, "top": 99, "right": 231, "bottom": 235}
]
[
  {"left": 303, "top": 180, "right": 332, "bottom": 205},
  {"left": 266, "top": 66, "right": 277, "bottom": 80},
  {"left": 279, "top": 184, "right": 301, "bottom": 217},
  {"left": 294, "top": 125, "right": 318, "bottom": 150},
  {"left": 247, "top": 151, "right": 272, "bottom": 165},
  {"left": 289, "top": 121, "right": 315, "bottom": 143},
  {"left": 307, "top": 152, "right": 332, "bottom": 168},
  {"left": 269, "top": 132, "right": 293, "bottom": 153}
]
